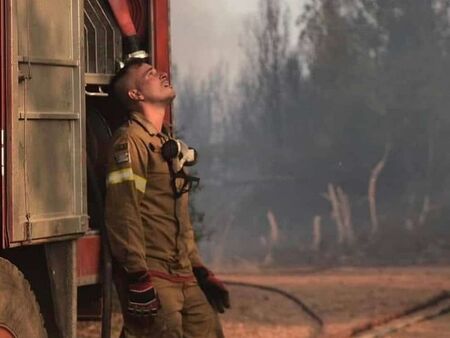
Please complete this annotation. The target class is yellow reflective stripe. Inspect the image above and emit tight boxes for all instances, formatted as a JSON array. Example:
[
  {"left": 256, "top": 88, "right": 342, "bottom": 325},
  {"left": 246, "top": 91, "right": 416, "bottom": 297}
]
[
  {"left": 107, "top": 168, "right": 147, "bottom": 193},
  {"left": 107, "top": 168, "right": 133, "bottom": 184},
  {"left": 133, "top": 175, "right": 147, "bottom": 193}
]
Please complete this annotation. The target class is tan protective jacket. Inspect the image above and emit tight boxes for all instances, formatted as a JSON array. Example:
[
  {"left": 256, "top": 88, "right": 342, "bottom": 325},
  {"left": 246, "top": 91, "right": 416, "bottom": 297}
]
[{"left": 105, "top": 112, "right": 203, "bottom": 278}]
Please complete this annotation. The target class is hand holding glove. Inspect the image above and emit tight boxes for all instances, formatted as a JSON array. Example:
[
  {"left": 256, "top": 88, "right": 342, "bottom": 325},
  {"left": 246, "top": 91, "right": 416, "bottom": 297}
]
[
  {"left": 193, "top": 266, "right": 230, "bottom": 313},
  {"left": 127, "top": 271, "right": 161, "bottom": 317}
]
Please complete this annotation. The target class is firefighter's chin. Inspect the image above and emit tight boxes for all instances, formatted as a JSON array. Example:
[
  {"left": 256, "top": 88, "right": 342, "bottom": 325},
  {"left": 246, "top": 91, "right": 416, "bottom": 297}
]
[
  {"left": 160, "top": 92, "right": 176, "bottom": 105},
  {"left": 166, "top": 88, "right": 176, "bottom": 102}
]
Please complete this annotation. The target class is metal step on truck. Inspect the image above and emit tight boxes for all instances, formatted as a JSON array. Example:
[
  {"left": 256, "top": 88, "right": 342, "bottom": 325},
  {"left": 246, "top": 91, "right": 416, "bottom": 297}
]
[{"left": 0, "top": 1, "right": 172, "bottom": 337}]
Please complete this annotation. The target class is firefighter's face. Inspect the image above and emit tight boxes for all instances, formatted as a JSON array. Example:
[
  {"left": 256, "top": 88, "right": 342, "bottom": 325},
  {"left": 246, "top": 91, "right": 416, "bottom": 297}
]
[{"left": 130, "top": 63, "right": 176, "bottom": 105}]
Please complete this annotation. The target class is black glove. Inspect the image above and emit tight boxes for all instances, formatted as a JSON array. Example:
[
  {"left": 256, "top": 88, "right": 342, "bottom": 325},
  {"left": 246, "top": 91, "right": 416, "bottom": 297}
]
[
  {"left": 127, "top": 271, "right": 161, "bottom": 317},
  {"left": 124, "top": 34, "right": 141, "bottom": 54},
  {"left": 193, "top": 266, "right": 230, "bottom": 313},
  {"left": 121, "top": 34, "right": 149, "bottom": 63}
]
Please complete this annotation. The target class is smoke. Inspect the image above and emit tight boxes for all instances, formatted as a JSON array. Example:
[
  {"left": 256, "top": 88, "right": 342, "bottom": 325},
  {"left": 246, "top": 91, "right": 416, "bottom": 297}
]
[{"left": 171, "top": 0, "right": 256, "bottom": 80}]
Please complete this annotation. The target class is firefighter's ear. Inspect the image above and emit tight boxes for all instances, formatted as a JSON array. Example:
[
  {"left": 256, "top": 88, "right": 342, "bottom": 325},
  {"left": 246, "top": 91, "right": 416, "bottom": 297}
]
[{"left": 128, "top": 89, "right": 143, "bottom": 101}]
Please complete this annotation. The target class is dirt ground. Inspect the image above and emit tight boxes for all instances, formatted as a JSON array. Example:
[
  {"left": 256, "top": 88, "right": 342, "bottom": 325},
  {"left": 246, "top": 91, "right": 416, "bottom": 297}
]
[{"left": 77, "top": 266, "right": 450, "bottom": 338}]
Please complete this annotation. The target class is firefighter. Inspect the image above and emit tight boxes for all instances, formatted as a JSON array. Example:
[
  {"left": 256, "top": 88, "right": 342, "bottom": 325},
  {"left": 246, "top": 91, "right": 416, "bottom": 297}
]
[{"left": 105, "top": 59, "right": 229, "bottom": 338}]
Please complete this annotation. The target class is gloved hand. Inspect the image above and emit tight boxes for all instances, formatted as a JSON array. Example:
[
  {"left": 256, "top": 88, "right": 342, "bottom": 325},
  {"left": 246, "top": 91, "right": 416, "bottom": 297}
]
[
  {"left": 193, "top": 266, "right": 230, "bottom": 313},
  {"left": 124, "top": 35, "right": 149, "bottom": 61},
  {"left": 127, "top": 271, "right": 161, "bottom": 317},
  {"left": 124, "top": 35, "right": 141, "bottom": 54}
]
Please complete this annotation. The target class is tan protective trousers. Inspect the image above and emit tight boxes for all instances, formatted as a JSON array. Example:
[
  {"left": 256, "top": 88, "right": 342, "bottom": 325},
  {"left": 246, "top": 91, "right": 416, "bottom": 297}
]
[{"left": 116, "top": 275, "right": 225, "bottom": 338}]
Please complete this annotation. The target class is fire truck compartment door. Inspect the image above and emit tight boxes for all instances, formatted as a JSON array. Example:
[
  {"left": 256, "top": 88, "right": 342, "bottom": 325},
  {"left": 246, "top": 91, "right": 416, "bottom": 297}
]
[{"left": 8, "top": 0, "right": 87, "bottom": 244}]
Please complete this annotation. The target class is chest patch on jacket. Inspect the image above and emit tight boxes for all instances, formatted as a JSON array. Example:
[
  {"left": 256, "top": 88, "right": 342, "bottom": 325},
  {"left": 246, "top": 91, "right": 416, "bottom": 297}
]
[{"left": 114, "top": 143, "right": 130, "bottom": 164}]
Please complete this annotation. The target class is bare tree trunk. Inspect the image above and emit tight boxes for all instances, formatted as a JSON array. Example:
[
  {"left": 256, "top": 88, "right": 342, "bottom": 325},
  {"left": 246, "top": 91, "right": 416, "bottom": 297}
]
[
  {"left": 312, "top": 215, "right": 322, "bottom": 251},
  {"left": 263, "top": 209, "right": 280, "bottom": 265},
  {"left": 419, "top": 119, "right": 435, "bottom": 227},
  {"left": 328, "top": 183, "right": 345, "bottom": 245},
  {"left": 418, "top": 195, "right": 430, "bottom": 226},
  {"left": 337, "top": 186, "right": 355, "bottom": 245},
  {"left": 369, "top": 143, "right": 391, "bottom": 236}
]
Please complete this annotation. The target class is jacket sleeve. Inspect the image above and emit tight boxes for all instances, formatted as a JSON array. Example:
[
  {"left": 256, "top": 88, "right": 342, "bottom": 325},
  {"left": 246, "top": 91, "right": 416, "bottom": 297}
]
[{"left": 104, "top": 132, "right": 149, "bottom": 274}]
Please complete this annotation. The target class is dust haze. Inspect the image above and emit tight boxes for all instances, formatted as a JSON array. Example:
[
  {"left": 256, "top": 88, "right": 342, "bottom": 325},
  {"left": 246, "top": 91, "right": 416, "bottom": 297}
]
[{"left": 171, "top": 0, "right": 450, "bottom": 270}]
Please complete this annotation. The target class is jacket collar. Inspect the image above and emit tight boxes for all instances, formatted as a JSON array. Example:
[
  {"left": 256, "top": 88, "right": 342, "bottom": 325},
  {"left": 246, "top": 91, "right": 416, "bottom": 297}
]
[{"left": 130, "top": 112, "right": 160, "bottom": 137}]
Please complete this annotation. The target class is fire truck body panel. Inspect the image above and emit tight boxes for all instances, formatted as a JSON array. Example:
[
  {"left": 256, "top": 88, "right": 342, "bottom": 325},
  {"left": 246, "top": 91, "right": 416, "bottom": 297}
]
[{"left": 3, "top": 0, "right": 87, "bottom": 247}]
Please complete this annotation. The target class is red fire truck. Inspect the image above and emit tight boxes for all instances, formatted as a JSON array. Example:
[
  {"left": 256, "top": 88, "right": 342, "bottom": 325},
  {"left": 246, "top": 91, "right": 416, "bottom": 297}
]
[{"left": 0, "top": 1, "right": 172, "bottom": 337}]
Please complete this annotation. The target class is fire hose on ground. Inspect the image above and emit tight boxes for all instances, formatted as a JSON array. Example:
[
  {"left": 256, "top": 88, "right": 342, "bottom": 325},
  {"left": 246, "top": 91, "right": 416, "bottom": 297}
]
[
  {"left": 222, "top": 280, "right": 450, "bottom": 338},
  {"left": 223, "top": 280, "right": 324, "bottom": 338}
]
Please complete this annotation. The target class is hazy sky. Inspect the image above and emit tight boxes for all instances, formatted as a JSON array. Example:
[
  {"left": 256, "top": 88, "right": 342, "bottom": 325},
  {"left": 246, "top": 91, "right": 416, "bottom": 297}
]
[
  {"left": 171, "top": 0, "right": 302, "bottom": 80},
  {"left": 171, "top": 0, "right": 257, "bottom": 79}
]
